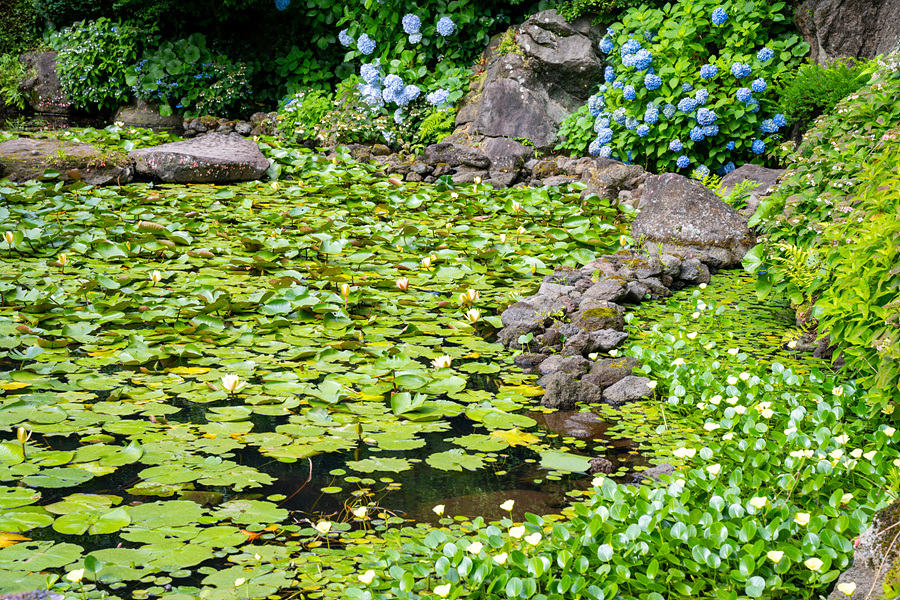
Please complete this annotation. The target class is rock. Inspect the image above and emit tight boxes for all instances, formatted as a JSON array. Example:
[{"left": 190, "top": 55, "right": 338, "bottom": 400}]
[
  {"left": 451, "top": 169, "right": 490, "bottom": 184},
  {"left": 660, "top": 254, "right": 683, "bottom": 277},
  {"left": 631, "top": 173, "right": 756, "bottom": 268},
  {"left": 719, "top": 164, "right": 784, "bottom": 197},
  {"left": 588, "top": 457, "right": 614, "bottom": 474},
  {"left": 498, "top": 301, "right": 555, "bottom": 348},
  {"left": 129, "top": 133, "right": 269, "bottom": 183},
  {"left": 114, "top": 99, "right": 183, "bottom": 134},
  {"left": 582, "top": 278, "right": 628, "bottom": 303},
  {"left": 19, "top": 51, "right": 72, "bottom": 114},
  {"left": 544, "top": 269, "right": 582, "bottom": 286},
  {"left": 542, "top": 175, "right": 580, "bottom": 187},
  {"left": 678, "top": 258, "right": 711, "bottom": 285},
  {"left": 583, "top": 160, "right": 645, "bottom": 198},
  {"left": 601, "top": 375, "right": 654, "bottom": 406},
  {"left": 482, "top": 137, "right": 534, "bottom": 172},
  {"left": 423, "top": 142, "right": 490, "bottom": 168},
  {"left": 406, "top": 172, "right": 424, "bottom": 182},
  {"left": 410, "top": 163, "right": 433, "bottom": 175},
  {"left": 561, "top": 329, "right": 628, "bottom": 357},
  {"left": 538, "top": 282, "right": 578, "bottom": 299},
  {"left": 795, "top": 0, "right": 900, "bottom": 66},
  {"left": 622, "top": 280, "right": 650, "bottom": 303},
  {"left": 514, "top": 353, "right": 549, "bottom": 369},
  {"left": 571, "top": 302, "right": 625, "bottom": 331},
  {"left": 534, "top": 410, "right": 609, "bottom": 439},
  {"left": 531, "top": 158, "right": 564, "bottom": 179},
  {"left": 0, "top": 138, "right": 132, "bottom": 185},
  {"left": 587, "top": 356, "right": 642, "bottom": 388},
  {"left": 488, "top": 171, "right": 519, "bottom": 188},
  {"left": 234, "top": 121, "right": 253, "bottom": 136},
  {"left": 540, "top": 371, "right": 580, "bottom": 409},
  {"left": 537, "top": 354, "right": 591, "bottom": 376},
  {"left": 631, "top": 463, "right": 676, "bottom": 484},
  {"left": 471, "top": 77, "right": 564, "bottom": 152},
  {"left": 638, "top": 277, "right": 671, "bottom": 298}
]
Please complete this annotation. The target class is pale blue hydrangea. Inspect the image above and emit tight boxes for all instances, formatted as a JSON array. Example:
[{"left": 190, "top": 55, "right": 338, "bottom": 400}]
[
  {"left": 621, "top": 53, "right": 637, "bottom": 69},
  {"left": 607, "top": 27, "right": 615, "bottom": 36},
  {"left": 359, "top": 84, "right": 384, "bottom": 106},
  {"left": 662, "top": 103, "right": 676, "bottom": 119},
  {"left": 751, "top": 78, "right": 767, "bottom": 93},
  {"left": 360, "top": 62, "right": 382, "bottom": 85},
  {"left": 702, "top": 124, "right": 719, "bottom": 137},
  {"left": 751, "top": 139, "right": 766, "bottom": 154},
  {"left": 623, "top": 85, "right": 636, "bottom": 100},
  {"left": 757, "top": 47, "right": 774, "bottom": 62},
  {"left": 612, "top": 81, "right": 624, "bottom": 89},
  {"left": 599, "top": 37, "right": 613, "bottom": 53},
  {"left": 403, "top": 84, "right": 420, "bottom": 103},
  {"left": 383, "top": 74, "right": 403, "bottom": 92},
  {"left": 726, "top": 141, "right": 736, "bottom": 150},
  {"left": 712, "top": 7, "right": 727, "bottom": 24},
  {"left": 633, "top": 49, "right": 653, "bottom": 70},
  {"left": 357, "top": 33, "right": 376, "bottom": 55},
  {"left": 402, "top": 14, "right": 421, "bottom": 35},
  {"left": 394, "top": 109, "right": 405, "bottom": 124},
  {"left": 696, "top": 107, "right": 717, "bottom": 126},
  {"left": 604, "top": 66, "right": 617, "bottom": 82},
  {"left": 599, "top": 84, "right": 608, "bottom": 93},
  {"left": 678, "top": 97, "right": 698, "bottom": 113},
  {"left": 621, "top": 38, "right": 642, "bottom": 55},
  {"left": 599, "top": 145, "right": 612, "bottom": 158},
  {"left": 700, "top": 64, "right": 718, "bottom": 79},
  {"left": 409, "top": 33, "right": 422, "bottom": 44},
  {"left": 736, "top": 88, "right": 753, "bottom": 103},
  {"left": 731, "top": 62, "right": 751, "bottom": 78},
  {"left": 682, "top": 82, "right": 693, "bottom": 92},
  {"left": 596, "top": 127, "right": 614, "bottom": 144},
  {"left": 644, "top": 104, "right": 659, "bottom": 124},
  {"left": 773, "top": 113, "right": 788, "bottom": 128},
  {"left": 594, "top": 116, "right": 610, "bottom": 132},
  {"left": 695, "top": 88, "right": 709, "bottom": 105},
  {"left": 436, "top": 17, "right": 456, "bottom": 36},
  {"left": 759, "top": 119, "right": 778, "bottom": 134},
  {"left": 625, "top": 116, "right": 639, "bottom": 130},
  {"left": 747, "top": 98, "right": 760, "bottom": 113},
  {"left": 637, "top": 124, "right": 650, "bottom": 137},
  {"left": 589, "top": 139, "right": 602, "bottom": 155},
  {"left": 426, "top": 88, "right": 450, "bottom": 107},
  {"left": 696, "top": 164, "right": 711, "bottom": 178},
  {"left": 643, "top": 30, "right": 656, "bottom": 42},
  {"left": 676, "top": 155, "right": 691, "bottom": 169},
  {"left": 690, "top": 126, "right": 705, "bottom": 142},
  {"left": 588, "top": 95, "right": 604, "bottom": 116},
  {"left": 644, "top": 73, "right": 662, "bottom": 91},
  {"left": 339, "top": 29, "right": 354, "bottom": 47},
  {"left": 669, "top": 138, "right": 683, "bottom": 152},
  {"left": 612, "top": 108, "right": 627, "bottom": 125}
]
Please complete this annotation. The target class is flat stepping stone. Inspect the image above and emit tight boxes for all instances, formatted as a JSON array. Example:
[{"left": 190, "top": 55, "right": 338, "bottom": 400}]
[{"left": 129, "top": 133, "right": 269, "bottom": 183}]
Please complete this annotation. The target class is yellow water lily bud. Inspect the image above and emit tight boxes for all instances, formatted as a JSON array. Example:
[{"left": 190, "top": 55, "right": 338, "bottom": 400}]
[
  {"left": 17, "top": 427, "right": 30, "bottom": 444},
  {"left": 58, "top": 253, "right": 69, "bottom": 266},
  {"left": 340, "top": 283, "right": 351, "bottom": 300},
  {"left": 3, "top": 231, "right": 13, "bottom": 246}
]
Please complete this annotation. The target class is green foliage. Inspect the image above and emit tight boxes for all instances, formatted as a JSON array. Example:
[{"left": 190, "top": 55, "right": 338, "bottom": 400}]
[
  {"left": 274, "top": 45, "right": 332, "bottom": 98},
  {"left": 776, "top": 59, "right": 869, "bottom": 128},
  {"left": 0, "top": 54, "right": 28, "bottom": 110},
  {"left": 128, "top": 33, "right": 253, "bottom": 117},
  {"left": 51, "top": 18, "right": 141, "bottom": 113},
  {"left": 416, "top": 107, "right": 457, "bottom": 146},
  {"left": 0, "top": 0, "right": 39, "bottom": 55},
  {"left": 556, "top": 0, "right": 666, "bottom": 23},
  {"left": 276, "top": 89, "right": 335, "bottom": 144},
  {"left": 587, "top": 0, "right": 807, "bottom": 173},
  {"left": 555, "top": 104, "right": 595, "bottom": 155},
  {"left": 496, "top": 27, "right": 519, "bottom": 56}
]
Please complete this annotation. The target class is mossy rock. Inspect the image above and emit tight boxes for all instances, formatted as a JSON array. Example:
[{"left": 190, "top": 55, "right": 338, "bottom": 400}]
[
  {"left": 572, "top": 305, "right": 625, "bottom": 332},
  {"left": 0, "top": 137, "right": 132, "bottom": 185}
]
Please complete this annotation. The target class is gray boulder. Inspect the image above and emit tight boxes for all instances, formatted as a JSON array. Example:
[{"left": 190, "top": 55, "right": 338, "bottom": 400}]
[
  {"left": 827, "top": 499, "right": 900, "bottom": 600},
  {"left": 561, "top": 329, "right": 628, "bottom": 357},
  {"left": 482, "top": 137, "right": 534, "bottom": 172},
  {"left": 795, "top": 0, "right": 900, "bottom": 66},
  {"left": 631, "top": 463, "right": 676, "bottom": 484},
  {"left": 423, "top": 142, "right": 491, "bottom": 169},
  {"left": 602, "top": 375, "right": 654, "bottom": 406},
  {"left": 582, "top": 278, "right": 628, "bottom": 303},
  {"left": 540, "top": 372, "right": 580, "bottom": 409},
  {"left": 0, "top": 138, "right": 132, "bottom": 185},
  {"left": 498, "top": 300, "right": 557, "bottom": 348},
  {"left": 586, "top": 356, "right": 641, "bottom": 389},
  {"left": 631, "top": 173, "right": 756, "bottom": 268},
  {"left": 114, "top": 99, "right": 183, "bottom": 134},
  {"left": 129, "top": 133, "right": 269, "bottom": 183},
  {"left": 537, "top": 355, "right": 591, "bottom": 377},
  {"left": 589, "top": 457, "right": 614, "bottom": 474},
  {"left": 571, "top": 301, "right": 625, "bottom": 331},
  {"left": 719, "top": 164, "right": 784, "bottom": 197},
  {"left": 19, "top": 51, "right": 72, "bottom": 115}
]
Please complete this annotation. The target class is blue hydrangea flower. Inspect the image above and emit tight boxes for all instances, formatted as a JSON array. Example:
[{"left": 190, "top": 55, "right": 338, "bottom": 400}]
[
  {"left": 426, "top": 88, "right": 450, "bottom": 107},
  {"left": 623, "top": 85, "right": 636, "bottom": 100},
  {"left": 682, "top": 82, "right": 693, "bottom": 93},
  {"left": 751, "top": 139, "right": 766, "bottom": 154},
  {"left": 643, "top": 30, "right": 656, "bottom": 42},
  {"left": 700, "top": 64, "right": 718, "bottom": 79},
  {"left": 758, "top": 119, "right": 777, "bottom": 134},
  {"left": 678, "top": 97, "right": 698, "bottom": 113},
  {"left": 402, "top": 14, "right": 421, "bottom": 35},
  {"left": 360, "top": 62, "right": 381, "bottom": 85},
  {"left": 689, "top": 126, "right": 705, "bottom": 142},
  {"left": 633, "top": 49, "right": 653, "bottom": 70},
  {"left": 357, "top": 33, "right": 376, "bottom": 55},
  {"left": 339, "top": 29, "right": 354, "bottom": 47},
  {"left": 773, "top": 113, "right": 788, "bottom": 128},
  {"left": 696, "top": 107, "right": 717, "bottom": 126},
  {"left": 607, "top": 27, "right": 615, "bottom": 36},
  {"left": 637, "top": 124, "right": 650, "bottom": 137},
  {"left": 751, "top": 78, "right": 767, "bottom": 93},
  {"left": 599, "top": 37, "right": 613, "bottom": 53},
  {"left": 393, "top": 109, "right": 405, "bottom": 124},
  {"left": 695, "top": 88, "right": 709, "bottom": 105},
  {"left": 676, "top": 155, "right": 691, "bottom": 169},
  {"left": 644, "top": 104, "right": 659, "bottom": 124},
  {"left": 612, "top": 108, "right": 627, "bottom": 125},
  {"left": 588, "top": 139, "right": 602, "bottom": 155},
  {"left": 747, "top": 98, "right": 760, "bottom": 113},
  {"left": 597, "top": 127, "right": 614, "bottom": 144},
  {"left": 594, "top": 116, "right": 610, "bottom": 132},
  {"left": 726, "top": 141, "right": 736, "bottom": 150},
  {"left": 436, "top": 16, "right": 456, "bottom": 36},
  {"left": 669, "top": 138, "right": 683, "bottom": 152},
  {"left": 604, "top": 66, "right": 616, "bottom": 82},
  {"left": 723, "top": 161, "right": 736, "bottom": 173},
  {"left": 757, "top": 47, "right": 774, "bottom": 62},
  {"left": 599, "top": 84, "right": 608, "bottom": 93},
  {"left": 731, "top": 62, "right": 751, "bottom": 78},
  {"left": 612, "top": 81, "right": 624, "bottom": 90},
  {"left": 599, "top": 145, "right": 612, "bottom": 158},
  {"left": 702, "top": 124, "right": 719, "bottom": 137},
  {"left": 625, "top": 116, "right": 639, "bottom": 130},
  {"left": 621, "top": 38, "right": 642, "bottom": 55},
  {"left": 662, "top": 103, "right": 676, "bottom": 119},
  {"left": 383, "top": 74, "right": 403, "bottom": 92},
  {"left": 409, "top": 33, "right": 422, "bottom": 44},
  {"left": 621, "top": 53, "right": 636, "bottom": 69},
  {"left": 359, "top": 83, "right": 384, "bottom": 106},
  {"left": 588, "top": 95, "right": 604, "bottom": 116},
  {"left": 644, "top": 73, "right": 662, "bottom": 91},
  {"left": 275, "top": 0, "right": 290, "bottom": 11},
  {"left": 403, "top": 84, "right": 420, "bottom": 103},
  {"left": 695, "top": 164, "right": 711, "bottom": 178},
  {"left": 711, "top": 7, "right": 727, "bottom": 25},
  {"left": 736, "top": 88, "right": 753, "bottom": 103}
]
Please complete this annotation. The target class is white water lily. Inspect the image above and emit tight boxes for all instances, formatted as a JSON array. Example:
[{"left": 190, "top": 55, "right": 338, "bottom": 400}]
[
  {"left": 836, "top": 582, "right": 857, "bottom": 596},
  {"left": 432, "top": 355, "right": 452, "bottom": 369},
  {"left": 739, "top": 372, "right": 751, "bottom": 381},
  {"left": 220, "top": 374, "right": 246, "bottom": 394},
  {"left": 885, "top": 426, "right": 897, "bottom": 437},
  {"left": 150, "top": 270, "right": 163, "bottom": 285},
  {"left": 359, "top": 570, "right": 376, "bottom": 584},
  {"left": 727, "top": 347, "right": 740, "bottom": 356},
  {"left": 58, "top": 253, "right": 69, "bottom": 266},
  {"left": 687, "top": 332, "right": 698, "bottom": 339},
  {"left": 340, "top": 283, "right": 351, "bottom": 300},
  {"left": 841, "top": 493, "right": 853, "bottom": 504},
  {"left": 421, "top": 256, "right": 432, "bottom": 268},
  {"left": 710, "top": 395, "right": 722, "bottom": 405},
  {"left": 726, "top": 396, "right": 739, "bottom": 405},
  {"left": 722, "top": 432, "right": 734, "bottom": 440},
  {"left": 516, "top": 226, "right": 526, "bottom": 235},
  {"left": 672, "top": 358, "right": 685, "bottom": 366},
  {"left": 396, "top": 277, "right": 409, "bottom": 291},
  {"left": 500, "top": 499, "right": 514, "bottom": 511},
  {"left": 830, "top": 449, "right": 844, "bottom": 460},
  {"left": 3, "top": 231, "right": 13, "bottom": 246},
  {"left": 703, "top": 423, "right": 719, "bottom": 431},
  {"left": 465, "top": 308, "right": 481, "bottom": 323},
  {"left": 760, "top": 408, "right": 774, "bottom": 418},
  {"left": 734, "top": 405, "right": 747, "bottom": 415},
  {"left": 509, "top": 525, "right": 526, "bottom": 539},
  {"left": 833, "top": 386, "right": 844, "bottom": 396},
  {"left": 699, "top": 283, "right": 707, "bottom": 289},
  {"left": 851, "top": 449, "right": 863, "bottom": 458},
  {"left": 512, "top": 200, "right": 522, "bottom": 212},
  {"left": 727, "top": 375, "right": 738, "bottom": 385},
  {"left": 794, "top": 512, "right": 811, "bottom": 526},
  {"left": 646, "top": 380, "right": 658, "bottom": 390},
  {"left": 466, "top": 541, "right": 484, "bottom": 554},
  {"left": 691, "top": 312, "right": 700, "bottom": 318},
  {"left": 863, "top": 450, "right": 877, "bottom": 461},
  {"left": 459, "top": 289, "right": 479, "bottom": 304},
  {"left": 313, "top": 521, "right": 332, "bottom": 535},
  {"left": 433, "top": 504, "right": 445, "bottom": 516},
  {"left": 524, "top": 532, "right": 542, "bottom": 545},
  {"left": 352, "top": 506, "right": 368, "bottom": 518},
  {"left": 767, "top": 550, "right": 784, "bottom": 563},
  {"left": 804, "top": 557, "right": 824, "bottom": 571}
]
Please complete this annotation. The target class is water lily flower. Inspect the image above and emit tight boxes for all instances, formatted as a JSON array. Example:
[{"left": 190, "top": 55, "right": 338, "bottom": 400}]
[
  {"left": 234, "top": 578, "right": 246, "bottom": 586},
  {"left": 433, "top": 504, "right": 445, "bottom": 516},
  {"left": 591, "top": 476, "right": 605, "bottom": 486},
  {"left": 66, "top": 569, "right": 85, "bottom": 583},
  {"left": 516, "top": 226, "right": 526, "bottom": 235},
  {"left": 805, "top": 557, "right": 824, "bottom": 571},
  {"left": 432, "top": 355, "right": 452, "bottom": 369},
  {"left": 459, "top": 289, "right": 479, "bottom": 305},
  {"left": 396, "top": 244, "right": 403, "bottom": 252},
  {"left": 619, "top": 234, "right": 628, "bottom": 247},
  {"left": 220, "top": 374, "right": 246, "bottom": 395},
  {"left": 58, "top": 253, "right": 69, "bottom": 267},
  {"left": 833, "top": 386, "right": 844, "bottom": 397},
  {"left": 837, "top": 582, "right": 857, "bottom": 596},
  {"left": 885, "top": 427, "right": 897, "bottom": 437},
  {"left": 710, "top": 395, "right": 722, "bottom": 405},
  {"left": 767, "top": 550, "right": 784, "bottom": 563},
  {"left": 788, "top": 340, "right": 798, "bottom": 348},
  {"left": 727, "top": 375, "right": 738, "bottom": 385},
  {"left": 884, "top": 405, "right": 895, "bottom": 415},
  {"left": 509, "top": 525, "right": 526, "bottom": 538},
  {"left": 434, "top": 583, "right": 452, "bottom": 598},
  {"left": 706, "top": 464, "right": 721, "bottom": 475},
  {"left": 396, "top": 277, "right": 409, "bottom": 291},
  {"left": 851, "top": 449, "right": 863, "bottom": 458},
  {"left": 842, "top": 493, "right": 853, "bottom": 504},
  {"left": 17, "top": 427, "right": 31, "bottom": 444},
  {"left": 465, "top": 308, "right": 481, "bottom": 323},
  {"left": 524, "top": 532, "right": 542, "bottom": 545},
  {"left": 830, "top": 449, "right": 844, "bottom": 460},
  {"left": 421, "top": 256, "right": 432, "bottom": 268},
  {"left": 467, "top": 541, "right": 484, "bottom": 554},
  {"left": 3, "top": 231, "right": 13, "bottom": 246},
  {"left": 314, "top": 521, "right": 332, "bottom": 535},
  {"left": 727, "top": 347, "right": 740, "bottom": 355},
  {"left": 359, "top": 570, "right": 376, "bottom": 584},
  {"left": 499, "top": 233, "right": 507, "bottom": 243},
  {"left": 699, "top": 283, "right": 707, "bottom": 289},
  {"left": 691, "top": 312, "right": 700, "bottom": 318},
  {"left": 340, "top": 283, "right": 351, "bottom": 300},
  {"left": 726, "top": 396, "right": 739, "bottom": 405},
  {"left": 794, "top": 512, "right": 811, "bottom": 526},
  {"left": 749, "top": 497, "right": 767, "bottom": 509},
  {"left": 609, "top": 349, "right": 618, "bottom": 357},
  {"left": 352, "top": 506, "right": 368, "bottom": 518},
  {"left": 673, "top": 447, "right": 696, "bottom": 458},
  {"left": 500, "top": 500, "right": 514, "bottom": 511},
  {"left": 863, "top": 450, "right": 877, "bottom": 461},
  {"left": 150, "top": 270, "right": 162, "bottom": 285},
  {"left": 474, "top": 176, "right": 482, "bottom": 185},
  {"left": 760, "top": 408, "right": 774, "bottom": 418},
  {"left": 493, "top": 552, "right": 508, "bottom": 565},
  {"left": 530, "top": 263, "right": 537, "bottom": 275},
  {"left": 512, "top": 200, "right": 522, "bottom": 212}
]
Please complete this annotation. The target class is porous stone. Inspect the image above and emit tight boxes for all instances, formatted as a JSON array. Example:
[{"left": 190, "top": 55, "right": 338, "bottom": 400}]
[
  {"left": 114, "top": 99, "right": 183, "bottom": 133},
  {"left": 561, "top": 329, "right": 628, "bottom": 357},
  {"left": 795, "top": 0, "right": 900, "bottom": 66},
  {"left": 19, "top": 51, "right": 72, "bottom": 114},
  {"left": 0, "top": 138, "right": 132, "bottom": 185},
  {"left": 582, "top": 278, "right": 628, "bottom": 303},
  {"left": 571, "top": 302, "right": 625, "bottom": 331},
  {"left": 631, "top": 463, "right": 676, "bottom": 484},
  {"left": 719, "top": 163, "right": 784, "bottom": 197},
  {"left": 540, "top": 371, "right": 580, "bottom": 409},
  {"left": 587, "top": 356, "right": 642, "bottom": 388},
  {"left": 514, "top": 353, "right": 549, "bottom": 369},
  {"left": 602, "top": 375, "right": 654, "bottom": 406},
  {"left": 588, "top": 457, "right": 614, "bottom": 474},
  {"left": 537, "top": 355, "right": 591, "bottom": 377},
  {"left": 451, "top": 169, "right": 490, "bottom": 184},
  {"left": 482, "top": 137, "right": 534, "bottom": 172},
  {"left": 423, "top": 142, "right": 491, "bottom": 168},
  {"left": 130, "top": 133, "right": 269, "bottom": 183}
]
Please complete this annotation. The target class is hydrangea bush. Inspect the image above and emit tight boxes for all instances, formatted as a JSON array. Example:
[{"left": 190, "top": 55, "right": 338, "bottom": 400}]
[{"left": 580, "top": 0, "right": 808, "bottom": 174}]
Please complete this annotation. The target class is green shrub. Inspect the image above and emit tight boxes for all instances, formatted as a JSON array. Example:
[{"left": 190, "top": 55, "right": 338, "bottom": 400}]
[
  {"left": 51, "top": 18, "right": 141, "bottom": 113},
  {"left": 581, "top": 0, "right": 807, "bottom": 175},
  {"left": 556, "top": 0, "right": 667, "bottom": 24},
  {"left": 775, "top": 59, "right": 869, "bottom": 128},
  {"left": 276, "top": 89, "right": 334, "bottom": 144},
  {"left": 555, "top": 104, "right": 598, "bottom": 155},
  {"left": 0, "top": 0, "right": 39, "bottom": 55},
  {"left": 0, "top": 54, "right": 28, "bottom": 110},
  {"left": 34, "top": 0, "right": 111, "bottom": 27},
  {"left": 416, "top": 107, "right": 457, "bottom": 146}
]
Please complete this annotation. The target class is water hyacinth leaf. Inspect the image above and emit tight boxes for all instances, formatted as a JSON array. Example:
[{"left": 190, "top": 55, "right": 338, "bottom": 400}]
[
  {"left": 425, "top": 449, "right": 484, "bottom": 472},
  {"left": 539, "top": 451, "right": 591, "bottom": 473}
]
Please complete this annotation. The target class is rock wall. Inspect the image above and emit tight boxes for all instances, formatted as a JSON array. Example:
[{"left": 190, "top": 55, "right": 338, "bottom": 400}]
[{"left": 796, "top": 0, "right": 900, "bottom": 65}]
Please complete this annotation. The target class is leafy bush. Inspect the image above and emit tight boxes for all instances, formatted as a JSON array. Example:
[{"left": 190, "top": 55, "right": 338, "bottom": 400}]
[
  {"left": 0, "top": 54, "right": 28, "bottom": 110},
  {"left": 128, "top": 33, "right": 253, "bottom": 117},
  {"left": 0, "top": 0, "right": 39, "bottom": 55},
  {"left": 555, "top": 0, "right": 666, "bottom": 24},
  {"left": 776, "top": 59, "right": 869, "bottom": 128},
  {"left": 277, "top": 89, "right": 334, "bottom": 144},
  {"left": 582, "top": 0, "right": 807, "bottom": 174},
  {"left": 416, "top": 107, "right": 457, "bottom": 145},
  {"left": 34, "top": 0, "right": 111, "bottom": 28},
  {"left": 51, "top": 18, "right": 141, "bottom": 113},
  {"left": 555, "top": 104, "right": 596, "bottom": 155}
]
